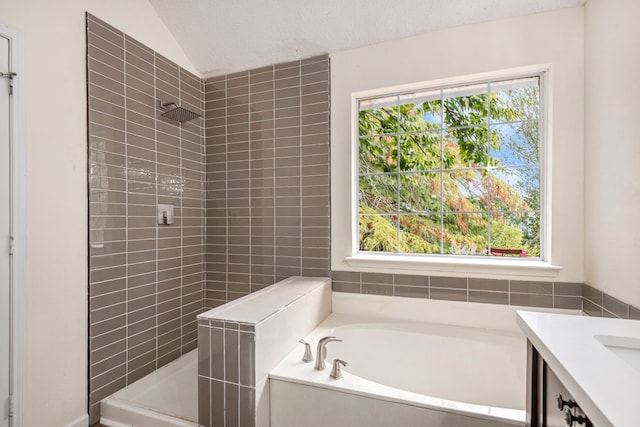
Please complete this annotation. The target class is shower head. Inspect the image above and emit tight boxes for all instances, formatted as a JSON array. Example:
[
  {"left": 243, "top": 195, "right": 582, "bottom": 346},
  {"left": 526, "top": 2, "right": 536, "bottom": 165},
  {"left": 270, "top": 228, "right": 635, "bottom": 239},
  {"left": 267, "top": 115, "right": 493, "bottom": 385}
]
[{"left": 158, "top": 101, "right": 200, "bottom": 123}]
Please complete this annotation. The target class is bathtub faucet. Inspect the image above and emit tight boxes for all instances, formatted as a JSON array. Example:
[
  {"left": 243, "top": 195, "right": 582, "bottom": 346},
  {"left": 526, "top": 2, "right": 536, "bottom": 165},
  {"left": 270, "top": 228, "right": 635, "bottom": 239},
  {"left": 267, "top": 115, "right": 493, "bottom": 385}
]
[
  {"left": 330, "top": 359, "right": 348, "bottom": 379},
  {"left": 315, "top": 336, "right": 342, "bottom": 370},
  {"left": 298, "top": 339, "right": 314, "bottom": 363}
]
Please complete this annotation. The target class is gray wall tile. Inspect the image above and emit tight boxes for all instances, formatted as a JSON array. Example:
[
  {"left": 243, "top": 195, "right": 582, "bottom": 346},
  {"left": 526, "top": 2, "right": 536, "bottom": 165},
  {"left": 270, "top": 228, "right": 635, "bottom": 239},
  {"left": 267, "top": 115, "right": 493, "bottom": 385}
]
[
  {"left": 510, "top": 293, "right": 553, "bottom": 308},
  {"left": 554, "top": 295, "right": 582, "bottom": 310},
  {"left": 603, "top": 294, "right": 629, "bottom": 319},
  {"left": 226, "top": 383, "right": 240, "bottom": 427},
  {"left": 510, "top": 280, "right": 552, "bottom": 295},
  {"left": 332, "top": 281, "right": 361, "bottom": 293},
  {"left": 581, "top": 296, "right": 601, "bottom": 315},
  {"left": 553, "top": 282, "right": 583, "bottom": 296},
  {"left": 469, "top": 278, "right": 508, "bottom": 292},
  {"left": 431, "top": 276, "right": 467, "bottom": 289},
  {"left": 239, "top": 386, "right": 256, "bottom": 427},
  {"left": 469, "top": 290, "right": 509, "bottom": 305},
  {"left": 211, "top": 379, "right": 225, "bottom": 427},
  {"left": 583, "top": 284, "right": 603, "bottom": 305},
  {"left": 87, "top": 13, "right": 205, "bottom": 423},
  {"left": 393, "top": 274, "right": 428, "bottom": 287},
  {"left": 395, "top": 285, "right": 429, "bottom": 299},
  {"left": 204, "top": 55, "right": 330, "bottom": 311},
  {"left": 198, "top": 376, "right": 210, "bottom": 427},
  {"left": 210, "top": 326, "right": 224, "bottom": 381},
  {"left": 430, "top": 287, "right": 467, "bottom": 302},
  {"left": 198, "top": 325, "right": 210, "bottom": 377},
  {"left": 361, "top": 272, "right": 393, "bottom": 285}
]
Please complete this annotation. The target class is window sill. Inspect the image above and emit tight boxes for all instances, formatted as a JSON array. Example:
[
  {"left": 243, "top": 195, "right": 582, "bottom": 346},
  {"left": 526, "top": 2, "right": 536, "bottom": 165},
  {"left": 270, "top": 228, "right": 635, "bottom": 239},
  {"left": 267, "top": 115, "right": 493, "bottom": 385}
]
[{"left": 345, "top": 254, "right": 562, "bottom": 278}]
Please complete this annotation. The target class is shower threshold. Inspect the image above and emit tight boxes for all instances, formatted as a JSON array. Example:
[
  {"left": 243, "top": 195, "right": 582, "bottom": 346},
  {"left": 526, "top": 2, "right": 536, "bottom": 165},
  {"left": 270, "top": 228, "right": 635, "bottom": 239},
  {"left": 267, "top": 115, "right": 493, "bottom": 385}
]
[{"left": 100, "top": 349, "right": 198, "bottom": 427}]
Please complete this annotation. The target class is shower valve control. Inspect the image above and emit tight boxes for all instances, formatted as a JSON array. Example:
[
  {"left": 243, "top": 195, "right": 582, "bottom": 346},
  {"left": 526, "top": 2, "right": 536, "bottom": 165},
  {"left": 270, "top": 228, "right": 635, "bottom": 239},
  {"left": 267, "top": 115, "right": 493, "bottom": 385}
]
[{"left": 157, "top": 204, "right": 174, "bottom": 225}]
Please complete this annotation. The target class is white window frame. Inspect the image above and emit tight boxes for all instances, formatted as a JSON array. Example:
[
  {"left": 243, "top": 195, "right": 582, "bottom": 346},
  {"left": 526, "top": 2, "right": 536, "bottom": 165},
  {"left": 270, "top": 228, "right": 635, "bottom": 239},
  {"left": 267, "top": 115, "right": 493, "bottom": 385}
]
[{"left": 347, "top": 65, "right": 561, "bottom": 277}]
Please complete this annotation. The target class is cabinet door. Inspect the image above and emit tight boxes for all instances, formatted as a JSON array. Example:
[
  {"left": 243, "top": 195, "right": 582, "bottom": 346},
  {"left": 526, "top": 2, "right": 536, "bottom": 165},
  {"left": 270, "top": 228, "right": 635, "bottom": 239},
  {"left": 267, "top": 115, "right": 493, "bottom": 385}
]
[{"left": 527, "top": 340, "right": 594, "bottom": 427}]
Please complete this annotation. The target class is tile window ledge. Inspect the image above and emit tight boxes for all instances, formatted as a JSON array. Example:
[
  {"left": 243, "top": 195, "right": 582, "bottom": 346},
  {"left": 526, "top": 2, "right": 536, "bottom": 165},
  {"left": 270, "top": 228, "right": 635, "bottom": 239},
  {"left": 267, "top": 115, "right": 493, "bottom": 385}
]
[{"left": 345, "top": 254, "right": 562, "bottom": 278}]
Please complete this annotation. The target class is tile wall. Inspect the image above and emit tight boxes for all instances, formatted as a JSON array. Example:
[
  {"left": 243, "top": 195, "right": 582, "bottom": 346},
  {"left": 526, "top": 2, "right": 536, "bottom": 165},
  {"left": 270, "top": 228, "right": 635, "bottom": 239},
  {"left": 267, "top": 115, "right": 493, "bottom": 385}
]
[
  {"left": 331, "top": 271, "right": 584, "bottom": 310},
  {"left": 198, "top": 319, "right": 256, "bottom": 427},
  {"left": 203, "top": 56, "right": 331, "bottom": 309},
  {"left": 582, "top": 284, "right": 640, "bottom": 319},
  {"left": 87, "top": 14, "right": 205, "bottom": 423},
  {"left": 332, "top": 271, "right": 640, "bottom": 319}
]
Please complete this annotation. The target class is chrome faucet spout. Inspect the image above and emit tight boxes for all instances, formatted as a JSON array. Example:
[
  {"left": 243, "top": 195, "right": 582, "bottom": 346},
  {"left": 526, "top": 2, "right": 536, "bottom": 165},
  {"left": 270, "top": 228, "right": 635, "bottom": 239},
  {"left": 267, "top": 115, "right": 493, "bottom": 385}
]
[{"left": 315, "top": 336, "right": 342, "bottom": 370}]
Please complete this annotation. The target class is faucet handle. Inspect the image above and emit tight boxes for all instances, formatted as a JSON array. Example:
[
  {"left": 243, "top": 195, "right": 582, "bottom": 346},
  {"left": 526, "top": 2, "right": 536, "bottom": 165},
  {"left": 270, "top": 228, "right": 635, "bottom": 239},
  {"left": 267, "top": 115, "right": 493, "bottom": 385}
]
[
  {"left": 330, "top": 359, "right": 348, "bottom": 379},
  {"left": 298, "top": 339, "right": 314, "bottom": 363}
]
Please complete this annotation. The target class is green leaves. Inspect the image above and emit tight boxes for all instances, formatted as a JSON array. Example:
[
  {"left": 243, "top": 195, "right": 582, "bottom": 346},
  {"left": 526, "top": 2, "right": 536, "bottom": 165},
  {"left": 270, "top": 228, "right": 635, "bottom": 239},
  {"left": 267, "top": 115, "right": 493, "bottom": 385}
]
[{"left": 357, "top": 77, "right": 542, "bottom": 257}]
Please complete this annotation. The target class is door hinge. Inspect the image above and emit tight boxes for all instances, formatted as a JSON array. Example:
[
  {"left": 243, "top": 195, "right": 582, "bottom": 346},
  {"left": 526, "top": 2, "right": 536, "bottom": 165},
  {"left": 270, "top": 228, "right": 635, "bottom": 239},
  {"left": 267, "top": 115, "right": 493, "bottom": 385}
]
[
  {"left": 9, "top": 235, "right": 14, "bottom": 255},
  {"left": 7, "top": 394, "right": 13, "bottom": 418},
  {"left": 0, "top": 71, "right": 17, "bottom": 95}
]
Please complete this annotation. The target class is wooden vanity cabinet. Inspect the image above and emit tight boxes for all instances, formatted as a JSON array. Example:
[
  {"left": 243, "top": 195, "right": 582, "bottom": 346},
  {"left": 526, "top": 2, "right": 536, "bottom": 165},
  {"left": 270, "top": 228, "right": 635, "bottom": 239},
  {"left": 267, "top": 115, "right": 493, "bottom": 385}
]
[{"left": 526, "top": 340, "right": 595, "bottom": 427}]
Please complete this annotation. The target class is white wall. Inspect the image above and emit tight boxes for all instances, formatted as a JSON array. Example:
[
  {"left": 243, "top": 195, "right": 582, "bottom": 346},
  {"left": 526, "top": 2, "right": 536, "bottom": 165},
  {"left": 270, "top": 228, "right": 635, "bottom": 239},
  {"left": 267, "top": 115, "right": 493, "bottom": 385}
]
[
  {"left": 330, "top": 7, "right": 585, "bottom": 282},
  {"left": 0, "top": 1, "right": 196, "bottom": 425},
  {"left": 584, "top": 0, "right": 640, "bottom": 308}
]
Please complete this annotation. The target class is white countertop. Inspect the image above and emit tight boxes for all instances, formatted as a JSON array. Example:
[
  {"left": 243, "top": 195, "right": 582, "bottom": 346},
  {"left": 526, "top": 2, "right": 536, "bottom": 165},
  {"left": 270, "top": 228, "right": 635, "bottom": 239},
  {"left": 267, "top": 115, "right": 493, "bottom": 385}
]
[{"left": 517, "top": 311, "right": 640, "bottom": 427}]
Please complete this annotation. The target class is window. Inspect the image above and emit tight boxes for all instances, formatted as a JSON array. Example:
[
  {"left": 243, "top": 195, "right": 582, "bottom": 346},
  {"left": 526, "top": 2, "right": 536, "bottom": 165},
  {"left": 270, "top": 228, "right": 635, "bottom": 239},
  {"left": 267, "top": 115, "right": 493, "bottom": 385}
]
[{"left": 357, "top": 74, "right": 543, "bottom": 259}]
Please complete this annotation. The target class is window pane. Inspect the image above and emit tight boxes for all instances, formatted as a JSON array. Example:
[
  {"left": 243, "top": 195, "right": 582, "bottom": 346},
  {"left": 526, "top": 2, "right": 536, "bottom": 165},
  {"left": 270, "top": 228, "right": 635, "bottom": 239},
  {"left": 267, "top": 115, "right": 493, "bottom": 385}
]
[
  {"left": 359, "top": 214, "right": 398, "bottom": 252},
  {"left": 399, "top": 133, "right": 441, "bottom": 171},
  {"left": 356, "top": 75, "right": 542, "bottom": 258},
  {"left": 442, "top": 213, "right": 488, "bottom": 255},
  {"left": 399, "top": 172, "right": 440, "bottom": 213},
  {"left": 490, "top": 78, "right": 539, "bottom": 124},
  {"left": 444, "top": 126, "right": 489, "bottom": 168},
  {"left": 489, "top": 211, "right": 540, "bottom": 257},
  {"left": 359, "top": 98, "right": 399, "bottom": 136},
  {"left": 490, "top": 121, "right": 539, "bottom": 166},
  {"left": 442, "top": 170, "right": 487, "bottom": 212},
  {"left": 398, "top": 89, "right": 442, "bottom": 133},
  {"left": 399, "top": 214, "right": 441, "bottom": 254},
  {"left": 359, "top": 135, "right": 398, "bottom": 174},
  {"left": 489, "top": 167, "right": 539, "bottom": 212},
  {"left": 443, "top": 83, "right": 489, "bottom": 128},
  {"left": 359, "top": 174, "right": 398, "bottom": 214}
]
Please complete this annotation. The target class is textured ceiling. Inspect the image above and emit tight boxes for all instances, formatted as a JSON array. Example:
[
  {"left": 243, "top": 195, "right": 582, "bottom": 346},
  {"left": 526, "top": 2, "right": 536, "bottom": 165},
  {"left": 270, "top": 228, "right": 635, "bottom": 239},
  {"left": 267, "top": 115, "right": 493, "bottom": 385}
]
[{"left": 148, "top": 0, "right": 584, "bottom": 78}]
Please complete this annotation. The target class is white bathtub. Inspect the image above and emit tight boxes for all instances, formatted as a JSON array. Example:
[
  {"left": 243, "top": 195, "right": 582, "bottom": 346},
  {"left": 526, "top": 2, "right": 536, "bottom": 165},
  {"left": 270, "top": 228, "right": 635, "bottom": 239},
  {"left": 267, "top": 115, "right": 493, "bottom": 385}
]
[
  {"left": 100, "top": 350, "right": 198, "bottom": 427},
  {"left": 270, "top": 292, "right": 577, "bottom": 427}
]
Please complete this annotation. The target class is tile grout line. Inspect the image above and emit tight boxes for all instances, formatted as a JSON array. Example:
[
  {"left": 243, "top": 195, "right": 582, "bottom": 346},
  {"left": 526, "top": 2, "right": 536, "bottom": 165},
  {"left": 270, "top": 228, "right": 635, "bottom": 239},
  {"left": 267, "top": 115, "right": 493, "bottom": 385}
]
[
  {"left": 153, "top": 46, "right": 159, "bottom": 374},
  {"left": 248, "top": 71, "right": 252, "bottom": 295},
  {"left": 179, "top": 67, "right": 184, "bottom": 355},
  {"left": 299, "top": 60, "right": 303, "bottom": 278},
  {"left": 122, "top": 29, "right": 130, "bottom": 386}
]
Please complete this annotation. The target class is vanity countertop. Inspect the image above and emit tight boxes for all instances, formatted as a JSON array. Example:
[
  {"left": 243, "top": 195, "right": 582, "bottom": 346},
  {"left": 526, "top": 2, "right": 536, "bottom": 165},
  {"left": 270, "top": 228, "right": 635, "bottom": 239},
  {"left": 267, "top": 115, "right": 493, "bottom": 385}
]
[{"left": 517, "top": 311, "right": 640, "bottom": 427}]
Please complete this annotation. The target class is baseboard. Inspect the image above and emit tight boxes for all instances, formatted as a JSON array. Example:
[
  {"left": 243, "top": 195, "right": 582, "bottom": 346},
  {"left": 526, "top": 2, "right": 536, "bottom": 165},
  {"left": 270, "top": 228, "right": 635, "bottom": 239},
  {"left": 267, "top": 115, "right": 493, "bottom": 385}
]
[
  {"left": 63, "top": 413, "right": 89, "bottom": 427},
  {"left": 99, "top": 418, "right": 131, "bottom": 427}
]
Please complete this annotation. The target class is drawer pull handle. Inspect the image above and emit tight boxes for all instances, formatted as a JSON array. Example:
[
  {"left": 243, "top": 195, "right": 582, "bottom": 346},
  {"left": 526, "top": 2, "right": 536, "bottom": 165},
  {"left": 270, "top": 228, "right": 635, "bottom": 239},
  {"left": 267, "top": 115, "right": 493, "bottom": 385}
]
[
  {"left": 556, "top": 393, "right": 576, "bottom": 410},
  {"left": 564, "top": 409, "right": 587, "bottom": 426}
]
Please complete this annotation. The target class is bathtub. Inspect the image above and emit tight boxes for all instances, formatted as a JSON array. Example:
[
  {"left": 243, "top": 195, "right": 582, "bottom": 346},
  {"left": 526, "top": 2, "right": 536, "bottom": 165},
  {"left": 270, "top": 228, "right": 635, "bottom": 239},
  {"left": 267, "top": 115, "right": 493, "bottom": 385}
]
[
  {"left": 100, "top": 349, "right": 198, "bottom": 427},
  {"left": 270, "top": 292, "right": 575, "bottom": 427}
]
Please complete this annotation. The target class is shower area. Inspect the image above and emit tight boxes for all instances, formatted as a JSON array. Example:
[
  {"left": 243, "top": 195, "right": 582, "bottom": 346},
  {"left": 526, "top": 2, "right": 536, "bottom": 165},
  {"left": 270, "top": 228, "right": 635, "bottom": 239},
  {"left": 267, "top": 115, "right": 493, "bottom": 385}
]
[{"left": 86, "top": 13, "right": 330, "bottom": 425}]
